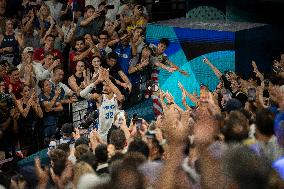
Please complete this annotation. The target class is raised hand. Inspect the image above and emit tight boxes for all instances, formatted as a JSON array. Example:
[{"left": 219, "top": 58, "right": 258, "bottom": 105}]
[
  {"left": 3, "top": 47, "right": 13, "bottom": 53},
  {"left": 269, "top": 85, "right": 284, "bottom": 105},
  {"left": 27, "top": 97, "right": 34, "bottom": 107},
  {"left": 34, "top": 157, "right": 49, "bottom": 187},
  {"left": 8, "top": 84, "right": 13, "bottom": 94},
  {"left": 72, "top": 127, "right": 80, "bottom": 140},
  {"left": 178, "top": 81, "right": 185, "bottom": 92},
  {"left": 51, "top": 59, "right": 61, "bottom": 69},
  {"left": 97, "top": 68, "right": 109, "bottom": 83},
  {"left": 252, "top": 60, "right": 258, "bottom": 72},
  {"left": 161, "top": 105, "right": 191, "bottom": 145},
  {"left": 92, "top": 11, "right": 101, "bottom": 19},
  {"left": 164, "top": 91, "right": 174, "bottom": 104},
  {"left": 167, "top": 67, "right": 177, "bottom": 73},
  {"left": 202, "top": 56, "right": 210, "bottom": 64},
  {"left": 54, "top": 87, "right": 61, "bottom": 97}
]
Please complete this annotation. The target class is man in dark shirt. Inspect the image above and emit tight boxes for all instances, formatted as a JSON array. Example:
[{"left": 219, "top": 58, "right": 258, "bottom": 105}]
[{"left": 101, "top": 52, "right": 132, "bottom": 94}]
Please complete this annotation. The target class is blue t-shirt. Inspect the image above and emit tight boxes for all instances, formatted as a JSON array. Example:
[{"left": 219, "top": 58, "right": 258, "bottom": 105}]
[
  {"left": 273, "top": 156, "right": 284, "bottom": 180},
  {"left": 114, "top": 43, "right": 132, "bottom": 75}
]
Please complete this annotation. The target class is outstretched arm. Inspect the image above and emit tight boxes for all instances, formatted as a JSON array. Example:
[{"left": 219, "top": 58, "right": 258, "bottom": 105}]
[
  {"left": 252, "top": 61, "right": 264, "bottom": 81},
  {"left": 178, "top": 82, "right": 198, "bottom": 106},
  {"left": 166, "top": 60, "right": 189, "bottom": 76},
  {"left": 202, "top": 56, "right": 222, "bottom": 79}
]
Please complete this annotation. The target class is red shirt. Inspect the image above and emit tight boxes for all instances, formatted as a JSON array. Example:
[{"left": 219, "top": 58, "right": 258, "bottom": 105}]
[
  {"left": 4, "top": 77, "right": 24, "bottom": 97},
  {"left": 33, "top": 48, "right": 64, "bottom": 63}
]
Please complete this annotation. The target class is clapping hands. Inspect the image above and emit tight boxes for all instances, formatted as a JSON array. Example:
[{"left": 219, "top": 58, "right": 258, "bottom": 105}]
[{"left": 97, "top": 68, "right": 109, "bottom": 83}]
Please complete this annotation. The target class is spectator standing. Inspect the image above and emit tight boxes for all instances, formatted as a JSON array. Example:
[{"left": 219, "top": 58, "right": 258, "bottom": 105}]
[
  {"left": 38, "top": 79, "right": 63, "bottom": 145},
  {"left": 68, "top": 60, "right": 90, "bottom": 96},
  {"left": 16, "top": 85, "right": 43, "bottom": 156},
  {"left": 0, "top": 19, "right": 24, "bottom": 66}
]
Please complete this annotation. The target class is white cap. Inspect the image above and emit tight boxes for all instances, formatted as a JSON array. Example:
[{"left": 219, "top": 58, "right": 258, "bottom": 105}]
[{"left": 23, "top": 47, "right": 34, "bottom": 54}]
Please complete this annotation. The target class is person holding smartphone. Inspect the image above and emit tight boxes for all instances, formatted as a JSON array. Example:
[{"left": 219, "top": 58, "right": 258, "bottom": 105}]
[{"left": 76, "top": 3, "right": 106, "bottom": 37}]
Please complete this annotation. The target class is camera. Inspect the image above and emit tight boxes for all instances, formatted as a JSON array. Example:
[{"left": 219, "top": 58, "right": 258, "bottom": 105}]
[
  {"left": 264, "top": 79, "right": 269, "bottom": 88},
  {"left": 145, "top": 130, "right": 156, "bottom": 139},
  {"left": 105, "top": 5, "right": 115, "bottom": 9},
  {"left": 137, "top": 5, "right": 143, "bottom": 12}
]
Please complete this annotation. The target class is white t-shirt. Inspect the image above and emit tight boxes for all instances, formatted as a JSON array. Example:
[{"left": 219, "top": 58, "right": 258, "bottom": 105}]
[{"left": 96, "top": 44, "right": 113, "bottom": 55}]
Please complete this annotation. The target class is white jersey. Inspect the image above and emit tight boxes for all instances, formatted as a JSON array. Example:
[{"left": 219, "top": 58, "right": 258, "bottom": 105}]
[{"left": 98, "top": 94, "right": 118, "bottom": 141}]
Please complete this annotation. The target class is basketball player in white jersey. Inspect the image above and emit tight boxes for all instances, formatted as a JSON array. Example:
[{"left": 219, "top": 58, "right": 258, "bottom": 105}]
[{"left": 80, "top": 68, "right": 124, "bottom": 141}]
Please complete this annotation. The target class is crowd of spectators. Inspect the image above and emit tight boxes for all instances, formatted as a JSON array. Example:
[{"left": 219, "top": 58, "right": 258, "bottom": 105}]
[{"left": 0, "top": 0, "right": 284, "bottom": 189}]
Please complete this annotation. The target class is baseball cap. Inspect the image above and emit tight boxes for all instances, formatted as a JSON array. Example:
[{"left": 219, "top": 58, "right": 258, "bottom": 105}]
[
  {"left": 23, "top": 47, "right": 34, "bottom": 54},
  {"left": 61, "top": 123, "right": 74, "bottom": 135}
]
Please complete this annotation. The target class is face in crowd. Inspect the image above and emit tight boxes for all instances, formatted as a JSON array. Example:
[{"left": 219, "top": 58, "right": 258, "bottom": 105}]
[
  {"left": 0, "top": 0, "right": 6, "bottom": 15},
  {"left": 141, "top": 46, "right": 151, "bottom": 59},
  {"left": 5, "top": 19, "right": 14, "bottom": 33},
  {"left": 40, "top": 4, "right": 50, "bottom": 18},
  {"left": 133, "top": 27, "right": 143, "bottom": 37},
  {"left": 42, "top": 80, "right": 52, "bottom": 94},
  {"left": 84, "top": 34, "right": 94, "bottom": 46},
  {"left": 21, "top": 85, "right": 30, "bottom": 98},
  {"left": 85, "top": 8, "right": 95, "bottom": 18},
  {"left": 53, "top": 68, "right": 64, "bottom": 83},
  {"left": 102, "top": 82, "right": 111, "bottom": 94},
  {"left": 45, "top": 36, "right": 55, "bottom": 50},
  {"left": 44, "top": 54, "right": 55, "bottom": 67},
  {"left": 120, "top": 33, "right": 130, "bottom": 46},
  {"left": 133, "top": 5, "right": 143, "bottom": 16},
  {"left": 10, "top": 69, "right": 20, "bottom": 82},
  {"left": 107, "top": 57, "right": 117, "bottom": 67},
  {"left": 92, "top": 57, "right": 101, "bottom": 70},
  {"left": 75, "top": 40, "right": 85, "bottom": 52},
  {"left": 76, "top": 61, "right": 85, "bottom": 74},
  {"left": 98, "top": 34, "right": 108, "bottom": 47},
  {"left": 156, "top": 42, "right": 167, "bottom": 55},
  {"left": 23, "top": 51, "right": 34, "bottom": 63}
]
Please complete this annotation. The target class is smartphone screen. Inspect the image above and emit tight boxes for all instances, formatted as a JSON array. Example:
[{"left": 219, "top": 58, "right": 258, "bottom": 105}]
[
  {"left": 136, "top": 118, "right": 142, "bottom": 129},
  {"left": 247, "top": 88, "right": 256, "bottom": 101}
]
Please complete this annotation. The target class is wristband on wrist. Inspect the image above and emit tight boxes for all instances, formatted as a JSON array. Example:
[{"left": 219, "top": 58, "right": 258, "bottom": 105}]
[{"left": 159, "top": 139, "right": 167, "bottom": 146}]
